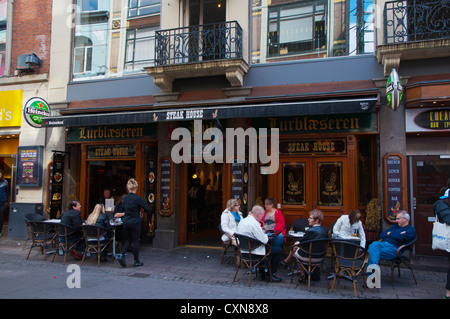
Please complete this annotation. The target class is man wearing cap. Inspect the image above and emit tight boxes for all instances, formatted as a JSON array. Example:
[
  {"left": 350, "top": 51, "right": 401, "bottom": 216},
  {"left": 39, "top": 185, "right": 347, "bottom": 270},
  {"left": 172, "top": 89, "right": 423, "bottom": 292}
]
[
  {"left": 433, "top": 188, "right": 450, "bottom": 299},
  {"left": 367, "top": 210, "right": 416, "bottom": 266}
]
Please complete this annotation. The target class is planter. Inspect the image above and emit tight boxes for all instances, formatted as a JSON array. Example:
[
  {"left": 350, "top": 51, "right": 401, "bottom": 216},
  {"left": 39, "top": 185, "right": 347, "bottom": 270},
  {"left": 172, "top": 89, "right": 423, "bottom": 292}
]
[{"left": 364, "top": 227, "right": 380, "bottom": 248}]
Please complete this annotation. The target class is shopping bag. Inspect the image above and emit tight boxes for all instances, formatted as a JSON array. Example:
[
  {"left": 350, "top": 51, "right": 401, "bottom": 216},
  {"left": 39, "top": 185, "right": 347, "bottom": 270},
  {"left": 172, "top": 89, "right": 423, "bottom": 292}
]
[{"left": 432, "top": 216, "right": 450, "bottom": 252}]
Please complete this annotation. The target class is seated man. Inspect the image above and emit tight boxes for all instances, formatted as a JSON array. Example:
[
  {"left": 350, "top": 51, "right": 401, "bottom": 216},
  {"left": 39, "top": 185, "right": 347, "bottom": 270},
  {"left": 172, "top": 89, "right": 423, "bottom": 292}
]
[
  {"left": 367, "top": 210, "right": 416, "bottom": 266},
  {"left": 59, "top": 200, "right": 85, "bottom": 260},
  {"left": 236, "top": 205, "right": 283, "bottom": 282}
]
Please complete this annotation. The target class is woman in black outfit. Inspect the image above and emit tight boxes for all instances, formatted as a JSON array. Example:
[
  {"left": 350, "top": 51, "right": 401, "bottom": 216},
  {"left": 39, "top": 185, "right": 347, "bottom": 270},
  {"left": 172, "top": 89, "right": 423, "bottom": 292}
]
[{"left": 114, "top": 179, "right": 149, "bottom": 267}]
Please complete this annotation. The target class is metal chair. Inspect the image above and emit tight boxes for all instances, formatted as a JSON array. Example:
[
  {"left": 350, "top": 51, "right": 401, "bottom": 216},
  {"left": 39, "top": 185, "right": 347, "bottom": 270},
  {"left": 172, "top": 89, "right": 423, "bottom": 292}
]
[
  {"left": 52, "top": 223, "right": 84, "bottom": 264},
  {"left": 219, "top": 225, "right": 237, "bottom": 265},
  {"left": 329, "top": 239, "right": 369, "bottom": 297},
  {"left": 81, "top": 225, "right": 113, "bottom": 267},
  {"left": 23, "top": 214, "right": 47, "bottom": 251},
  {"left": 26, "top": 221, "right": 58, "bottom": 260},
  {"left": 233, "top": 233, "right": 272, "bottom": 286},
  {"left": 380, "top": 237, "right": 418, "bottom": 285},
  {"left": 290, "top": 238, "right": 330, "bottom": 292}
]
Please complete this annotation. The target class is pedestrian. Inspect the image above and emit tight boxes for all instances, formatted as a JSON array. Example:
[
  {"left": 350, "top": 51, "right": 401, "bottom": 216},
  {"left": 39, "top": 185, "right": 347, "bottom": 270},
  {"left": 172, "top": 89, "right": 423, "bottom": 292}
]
[
  {"left": 433, "top": 188, "right": 450, "bottom": 299},
  {"left": 114, "top": 178, "right": 149, "bottom": 267},
  {"left": 0, "top": 169, "right": 9, "bottom": 237}
]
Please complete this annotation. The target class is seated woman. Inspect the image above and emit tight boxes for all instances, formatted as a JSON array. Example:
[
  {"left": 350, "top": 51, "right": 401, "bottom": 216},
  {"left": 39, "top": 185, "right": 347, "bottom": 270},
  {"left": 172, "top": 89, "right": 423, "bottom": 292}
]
[
  {"left": 220, "top": 198, "right": 243, "bottom": 247},
  {"left": 332, "top": 209, "right": 366, "bottom": 248},
  {"left": 86, "top": 204, "right": 111, "bottom": 230},
  {"left": 261, "top": 198, "right": 286, "bottom": 244}
]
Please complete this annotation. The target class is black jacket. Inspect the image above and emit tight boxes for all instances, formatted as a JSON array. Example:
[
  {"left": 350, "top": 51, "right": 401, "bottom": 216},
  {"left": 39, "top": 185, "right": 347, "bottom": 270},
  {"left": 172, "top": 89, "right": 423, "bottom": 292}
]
[
  {"left": 60, "top": 209, "right": 83, "bottom": 230},
  {"left": 122, "top": 193, "right": 150, "bottom": 226},
  {"left": 434, "top": 200, "right": 450, "bottom": 225}
]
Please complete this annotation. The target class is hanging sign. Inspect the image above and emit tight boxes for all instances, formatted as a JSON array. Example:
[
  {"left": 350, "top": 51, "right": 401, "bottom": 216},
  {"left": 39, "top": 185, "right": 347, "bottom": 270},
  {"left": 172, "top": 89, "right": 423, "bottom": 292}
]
[
  {"left": 23, "top": 97, "right": 51, "bottom": 128},
  {"left": 386, "top": 69, "right": 403, "bottom": 111}
]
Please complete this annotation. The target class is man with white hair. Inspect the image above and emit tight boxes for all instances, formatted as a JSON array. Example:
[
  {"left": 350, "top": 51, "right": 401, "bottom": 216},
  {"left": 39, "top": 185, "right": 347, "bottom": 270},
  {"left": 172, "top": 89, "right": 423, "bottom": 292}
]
[
  {"left": 237, "top": 205, "right": 283, "bottom": 282},
  {"left": 367, "top": 210, "right": 416, "bottom": 265}
]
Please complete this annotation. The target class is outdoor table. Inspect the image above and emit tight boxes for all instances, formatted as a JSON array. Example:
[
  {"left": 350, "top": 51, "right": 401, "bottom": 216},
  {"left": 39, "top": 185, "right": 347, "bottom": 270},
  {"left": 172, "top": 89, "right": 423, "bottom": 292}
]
[{"left": 109, "top": 219, "right": 123, "bottom": 259}]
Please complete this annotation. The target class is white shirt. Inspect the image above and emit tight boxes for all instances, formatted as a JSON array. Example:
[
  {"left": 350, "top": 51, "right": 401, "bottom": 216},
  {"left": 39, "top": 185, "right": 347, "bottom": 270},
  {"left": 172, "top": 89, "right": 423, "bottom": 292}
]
[
  {"left": 333, "top": 215, "right": 366, "bottom": 248},
  {"left": 220, "top": 209, "right": 243, "bottom": 242},
  {"left": 236, "top": 214, "right": 268, "bottom": 256}
]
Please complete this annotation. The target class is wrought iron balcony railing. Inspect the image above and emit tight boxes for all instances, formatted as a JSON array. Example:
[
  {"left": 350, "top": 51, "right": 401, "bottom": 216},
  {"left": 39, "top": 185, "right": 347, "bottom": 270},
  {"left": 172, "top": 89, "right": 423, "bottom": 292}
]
[
  {"left": 384, "top": 0, "right": 450, "bottom": 44},
  {"left": 155, "top": 21, "right": 243, "bottom": 66}
]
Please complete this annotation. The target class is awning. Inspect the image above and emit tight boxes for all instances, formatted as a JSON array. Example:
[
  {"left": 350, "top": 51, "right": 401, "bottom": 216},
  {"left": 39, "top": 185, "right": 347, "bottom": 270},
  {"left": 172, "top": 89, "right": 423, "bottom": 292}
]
[{"left": 42, "top": 96, "right": 378, "bottom": 127}]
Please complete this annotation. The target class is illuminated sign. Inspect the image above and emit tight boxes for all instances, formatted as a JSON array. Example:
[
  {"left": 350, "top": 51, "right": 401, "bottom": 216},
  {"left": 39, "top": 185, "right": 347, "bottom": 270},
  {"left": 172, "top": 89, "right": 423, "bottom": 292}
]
[{"left": 0, "top": 90, "right": 23, "bottom": 127}]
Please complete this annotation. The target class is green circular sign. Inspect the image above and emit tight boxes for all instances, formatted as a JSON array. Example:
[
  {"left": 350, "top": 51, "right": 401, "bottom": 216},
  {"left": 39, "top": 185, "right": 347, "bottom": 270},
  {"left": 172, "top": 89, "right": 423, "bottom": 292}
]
[{"left": 23, "top": 97, "right": 51, "bottom": 128}]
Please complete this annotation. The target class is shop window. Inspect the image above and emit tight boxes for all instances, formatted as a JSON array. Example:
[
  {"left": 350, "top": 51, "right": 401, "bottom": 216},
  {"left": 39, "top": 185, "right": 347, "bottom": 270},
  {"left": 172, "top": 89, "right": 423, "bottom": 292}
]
[
  {"left": 317, "top": 162, "right": 343, "bottom": 206},
  {"left": 128, "top": 0, "right": 160, "bottom": 18},
  {"left": 124, "top": 26, "right": 157, "bottom": 72},
  {"left": 282, "top": 162, "right": 306, "bottom": 205}
]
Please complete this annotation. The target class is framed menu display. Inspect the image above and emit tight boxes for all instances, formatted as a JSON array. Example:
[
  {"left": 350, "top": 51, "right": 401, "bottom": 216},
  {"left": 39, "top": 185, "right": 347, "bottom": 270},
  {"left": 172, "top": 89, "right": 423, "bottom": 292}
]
[
  {"left": 158, "top": 158, "right": 174, "bottom": 217},
  {"left": 16, "top": 146, "right": 44, "bottom": 187},
  {"left": 383, "top": 153, "right": 406, "bottom": 223}
]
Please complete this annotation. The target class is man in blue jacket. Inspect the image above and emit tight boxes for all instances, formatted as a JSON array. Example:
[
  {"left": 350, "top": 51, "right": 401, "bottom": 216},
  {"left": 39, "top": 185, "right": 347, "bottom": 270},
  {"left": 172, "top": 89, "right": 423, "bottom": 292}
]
[{"left": 367, "top": 210, "right": 416, "bottom": 265}]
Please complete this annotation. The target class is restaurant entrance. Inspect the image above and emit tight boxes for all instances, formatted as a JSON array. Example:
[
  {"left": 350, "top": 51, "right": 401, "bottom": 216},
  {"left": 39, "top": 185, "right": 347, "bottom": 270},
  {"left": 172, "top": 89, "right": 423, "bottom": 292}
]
[
  {"left": 186, "top": 162, "right": 223, "bottom": 246},
  {"left": 410, "top": 155, "right": 450, "bottom": 255},
  {"left": 87, "top": 160, "right": 136, "bottom": 213}
]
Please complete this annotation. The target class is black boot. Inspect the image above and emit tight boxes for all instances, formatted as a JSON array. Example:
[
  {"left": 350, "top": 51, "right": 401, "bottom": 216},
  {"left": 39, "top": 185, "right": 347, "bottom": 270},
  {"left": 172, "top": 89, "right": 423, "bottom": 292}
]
[
  {"left": 134, "top": 260, "right": 144, "bottom": 267},
  {"left": 118, "top": 256, "right": 126, "bottom": 267}
]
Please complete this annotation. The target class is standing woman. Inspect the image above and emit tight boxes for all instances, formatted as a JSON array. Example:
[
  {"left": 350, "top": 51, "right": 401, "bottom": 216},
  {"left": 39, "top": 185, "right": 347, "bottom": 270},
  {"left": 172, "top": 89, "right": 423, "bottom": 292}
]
[
  {"left": 0, "top": 170, "right": 9, "bottom": 237},
  {"left": 114, "top": 179, "right": 149, "bottom": 267},
  {"left": 332, "top": 209, "right": 366, "bottom": 248},
  {"left": 433, "top": 188, "right": 450, "bottom": 299}
]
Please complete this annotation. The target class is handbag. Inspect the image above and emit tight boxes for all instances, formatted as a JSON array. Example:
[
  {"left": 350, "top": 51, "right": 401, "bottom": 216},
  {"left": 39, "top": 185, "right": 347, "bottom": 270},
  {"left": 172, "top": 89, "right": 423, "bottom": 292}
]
[{"left": 432, "top": 215, "right": 450, "bottom": 252}]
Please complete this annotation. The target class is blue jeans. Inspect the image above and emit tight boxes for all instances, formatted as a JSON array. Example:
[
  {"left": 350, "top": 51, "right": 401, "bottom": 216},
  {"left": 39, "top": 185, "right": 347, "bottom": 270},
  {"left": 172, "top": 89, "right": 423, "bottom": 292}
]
[
  {"left": 368, "top": 241, "right": 398, "bottom": 265},
  {"left": 269, "top": 234, "right": 284, "bottom": 273}
]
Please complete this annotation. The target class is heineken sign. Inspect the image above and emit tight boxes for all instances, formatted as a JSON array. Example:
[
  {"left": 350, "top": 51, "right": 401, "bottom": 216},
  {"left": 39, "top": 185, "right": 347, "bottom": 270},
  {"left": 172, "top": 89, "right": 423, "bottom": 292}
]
[
  {"left": 23, "top": 97, "right": 51, "bottom": 128},
  {"left": 386, "top": 69, "right": 403, "bottom": 111}
]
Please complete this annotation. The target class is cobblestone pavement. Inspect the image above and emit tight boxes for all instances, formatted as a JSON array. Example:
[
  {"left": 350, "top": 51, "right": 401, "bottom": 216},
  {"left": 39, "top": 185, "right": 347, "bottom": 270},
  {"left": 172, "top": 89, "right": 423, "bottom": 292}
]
[{"left": 0, "top": 239, "right": 447, "bottom": 301}]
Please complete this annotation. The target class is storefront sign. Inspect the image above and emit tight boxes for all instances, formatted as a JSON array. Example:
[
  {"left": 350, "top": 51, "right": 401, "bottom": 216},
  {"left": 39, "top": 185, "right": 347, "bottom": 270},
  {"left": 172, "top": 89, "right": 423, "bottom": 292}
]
[
  {"left": 383, "top": 154, "right": 406, "bottom": 223},
  {"left": 23, "top": 97, "right": 51, "bottom": 128},
  {"left": 87, "top": 145, "right": 136, "bottom": 160},
  {"left": 252, "top": 113, "right": 377, "bottom": 135},
  {"left": 279, "top": 139, "right": 346, "bottom": 155},
  {"left": 405, "top": 108, "right": 450, "bottom": 132},
  {"left": 68, "top": 124, "right": 156, "bottom": 142},
  {"left": 158, "top": 158, "right": 173, "bottom": 217},
  {"left": 16, "top": 146, "right": 44, "bottom": 187},
  {"left": 0, "top": 90, "right": 23, "bottom": 127}
]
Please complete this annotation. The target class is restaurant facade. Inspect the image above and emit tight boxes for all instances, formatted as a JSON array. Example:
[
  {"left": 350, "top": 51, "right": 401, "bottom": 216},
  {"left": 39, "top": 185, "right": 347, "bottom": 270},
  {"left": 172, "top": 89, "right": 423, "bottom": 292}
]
[{"left": 28, "top": 0, "right": 450, "bottom": 254}]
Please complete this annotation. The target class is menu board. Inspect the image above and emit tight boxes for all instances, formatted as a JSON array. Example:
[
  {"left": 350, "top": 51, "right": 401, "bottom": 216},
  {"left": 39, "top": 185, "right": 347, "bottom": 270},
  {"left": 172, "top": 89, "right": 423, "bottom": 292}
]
[
  {"left": 16, "top": 146, "right": 44, "bottom": 187},
  {"left": 48, "top": 152, "right": 65, "bottom": 218},
  {"left": 383, "top": 154, "right": 405, "bottom": 223},
  {"left": 230, "top": 159, "right": 248, "bottom": 215},
  {"left": 158, "top": 158, "right": 173, "bottom": 217},
  {"left": 145, "top": 146, "right": 158, "bottom": 238}
]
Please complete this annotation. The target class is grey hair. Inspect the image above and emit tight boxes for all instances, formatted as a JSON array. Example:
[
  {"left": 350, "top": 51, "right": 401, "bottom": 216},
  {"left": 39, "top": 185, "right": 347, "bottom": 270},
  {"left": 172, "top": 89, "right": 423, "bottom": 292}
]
[{"left": 399, "top": 210, "right": 410, "bottom": 222}]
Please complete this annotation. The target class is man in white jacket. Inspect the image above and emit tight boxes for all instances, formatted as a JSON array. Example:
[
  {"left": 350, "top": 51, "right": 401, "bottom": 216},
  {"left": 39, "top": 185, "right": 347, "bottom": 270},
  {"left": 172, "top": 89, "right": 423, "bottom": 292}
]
[{"left": 237, "top": 205, "right": 282, "bottom": 282}]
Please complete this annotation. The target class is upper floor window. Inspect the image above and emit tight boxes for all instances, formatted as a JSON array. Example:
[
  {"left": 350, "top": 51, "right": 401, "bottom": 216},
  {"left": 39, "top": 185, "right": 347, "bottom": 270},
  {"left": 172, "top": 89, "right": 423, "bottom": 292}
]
[
  {"left": 73, "top": 36, "right": 93, "bottom": 75},
  {"left": 252, "top": 0, "right": 374, "bottom": 64},
  {"left": 0, "top": 0, "right": 7, "bottom": 76},
  {"left": 124, "top": 26, "right": 157, "bottom": 72},
  {"left": 81, "top": 0, "right": 99, "bottom": 12},
  {"left": 128, "top": 0, "right": 160, "bottom": 18}
]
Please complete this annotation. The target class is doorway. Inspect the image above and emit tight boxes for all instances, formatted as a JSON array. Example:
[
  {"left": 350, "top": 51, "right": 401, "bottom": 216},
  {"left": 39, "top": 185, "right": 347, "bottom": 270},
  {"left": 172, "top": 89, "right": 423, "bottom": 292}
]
[
  {"left": 277, "top": 156, "right": 349, "bottom": 228},
  {"left": 186, "top": 162, "right": 223, "bottom": 246},
  {"left": 88, "top": 160, "right": 136, "bottom": 213},
  {"left": 410, "top": 155, "right": 450, "bottom": 255}
]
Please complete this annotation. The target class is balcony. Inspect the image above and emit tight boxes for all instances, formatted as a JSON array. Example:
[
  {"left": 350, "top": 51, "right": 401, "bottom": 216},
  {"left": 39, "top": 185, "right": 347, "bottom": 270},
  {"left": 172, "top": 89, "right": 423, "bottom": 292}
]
[
  {"left": 376, "top": 0, "right": 450, "bottom": 75},
  {"left": 145, "top": 21, "right": 249, "bottom": 99}
]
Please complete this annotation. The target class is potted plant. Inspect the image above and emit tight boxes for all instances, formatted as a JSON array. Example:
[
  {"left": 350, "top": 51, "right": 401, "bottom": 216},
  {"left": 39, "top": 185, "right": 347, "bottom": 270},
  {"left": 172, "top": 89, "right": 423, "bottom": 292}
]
[{"left": 363, "top": 198, "right": 382, "bottom": 245}]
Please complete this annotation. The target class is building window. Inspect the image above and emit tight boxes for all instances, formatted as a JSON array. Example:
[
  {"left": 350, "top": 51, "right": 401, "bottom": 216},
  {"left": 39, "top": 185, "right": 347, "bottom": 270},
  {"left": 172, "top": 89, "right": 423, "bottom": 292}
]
[
  {"left": 128, "top": 0, "right": 160, "bottom": 18},
  {"left": 268, "top": 1, "right": 326, "bottom": 57},
  {"left": 81, "top": 0, "right": 99, "bottom": 12},
  {"left": 73, "top": 36, "right": 93, "bottom": 75},
  {"left": 125, "top": 27, "right": 156, "bottom": 72},
  {"left": 0, "top": 0, "right": 7, "bottom": 76}
]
